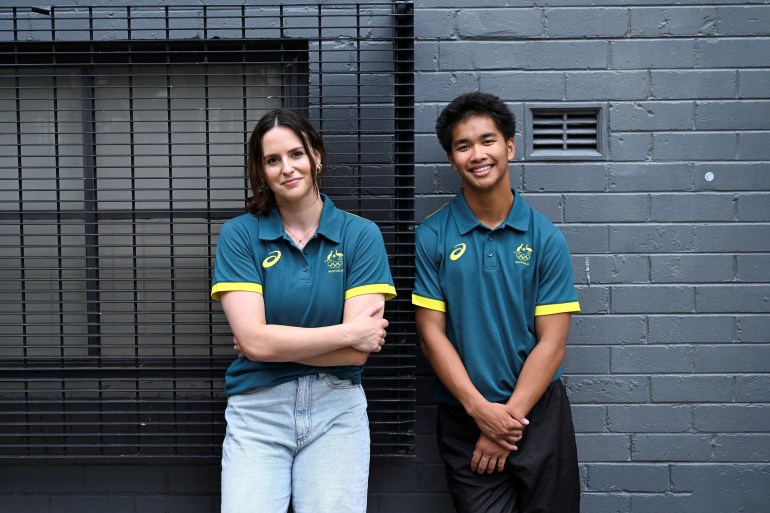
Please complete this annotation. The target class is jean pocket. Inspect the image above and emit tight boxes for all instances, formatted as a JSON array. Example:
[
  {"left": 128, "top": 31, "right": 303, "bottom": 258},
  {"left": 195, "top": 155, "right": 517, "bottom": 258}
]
[{"left": 322, "top": 373, "right": 357, "bottom": 389}]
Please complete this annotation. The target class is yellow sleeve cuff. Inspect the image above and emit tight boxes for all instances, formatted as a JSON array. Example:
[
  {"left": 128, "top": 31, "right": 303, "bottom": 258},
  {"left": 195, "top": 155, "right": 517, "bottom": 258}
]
[
  {"left": 534, "top": 301, "right": 581, "bottom": 316},
  {"left": 211, "top": 282, "right": 264, "bottom": 301},
  {"left": 345, "top": 284, "right": 397, "bottom": 301},
  {"left": 412, "top": 293, "right": 446, "bottom": 313}
]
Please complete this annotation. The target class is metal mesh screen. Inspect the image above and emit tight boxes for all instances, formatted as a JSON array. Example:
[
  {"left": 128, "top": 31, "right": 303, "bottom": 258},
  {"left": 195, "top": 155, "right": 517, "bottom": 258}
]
[{"left": 0, "top": 3, "right": 414, "bottom": 459}]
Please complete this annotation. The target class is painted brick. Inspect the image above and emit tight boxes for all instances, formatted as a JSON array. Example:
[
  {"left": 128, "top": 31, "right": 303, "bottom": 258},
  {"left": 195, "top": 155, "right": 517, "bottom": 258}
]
[
  {"left": 378, "top": 493, "right": 455, "bottom": 513},
  {"left": 564, "top": 345, "right": 611, "bottom": 374},
  {"left": 695, "top": 163, "right": 770, "bottom": 191},
  {"left": 369, "top": 463, "right": 422, "bottom": 492},
  {"left": 576, "top": 433, "right": 630, "bottom": 461},
  {"left": 564, "top": 193, "right": 648, "bottom": 223},
  {"left": 575, "top": 285, "right": 610, "bottom": 314},
  {"left": 566, "top": 72, "right": 649, "bottom": 101},
  {"left": 437, "top": 40, "right": 608, "bottom": 71},
  {"left": 575, "top": 255, "right": 649, "bottom": 285},
  {"left": 740, "top": 131, "right": 770, "bottom": 160},
  {"left": 561, "top": 224, "right": 610, "bottom": 253},
  {"left": 717, "top": 6, "right": 770, "bottom": 36},
  {"left": 564, "top": 376, "right": 650, "bottom": 404},
  {"left": 3, "top": 465, "right": 85, "bottom": 492},
  {"left": 580, "top": 493, "right": 631, "bottom": 513},
  {"left": 653, "top": 132, "right": 738, "bottom": 161},
  {"left": 414, "top": 133, "right": 446, "bottom": 162},
  {"left": 609, "top": 101, "right": 694, "bottom": 131},
  {"left": 696, "top": 285, "right": 770, "bottom": 313},
  {"left": 651, "top": 375, "right": 735, "bottom": 403},
  {"left": 524, "top": 164, "right": 607, "bottom": 192},
  {"left": 630, "top": 492, "right": 713, "bottom": 513},
  {"left": 457, "top": 8, "right": 544, "bottom": 38},
  {"left": 739, "top": 69, "right": 770, "bottom": 98},
  {"left": 611, "top": 345, "right": 693, "bottom": 374},
  {"left": 736, "top": 374, "right": 770, "bottom": 401},
  {"left": 167, "top": 496, "right": 219, "bottom": 513},
  {"left": 696, "top": 100, "right": 770, "bottom": 130},
  {"left": 651, "top": 193, "right": 734, "bottom": 223},
  {"left": 414, "top": 434, "right": 442, "bottom": 463},
  {"left": 609, "top": 224, "right": 695, "bottom": 253},
  {"left": 569, "top": 315, "right": 647, "bottom": 345},
  {"left": 415, "top": 165, "right": 439, "bottom": 195},
  {"left": 607, "top": 404, "right": 692, "bottom": 433},
  {"left": 480, "top": 71, "right": 565, "bottom": 101},
  {"left": 629, "top": 6, "right": 718, "bottom": 37},
  {"left": 737, "top": 193, "right": 770, "bottom": 222},
  {"left": 694, "top": 405, "right": 770, "bottom": 432},
  {"left": 692, "top": 344, "right": 770, "bottom": 373},
  {"left": 0, "top": 496, "right": 50, "bottom": 513},
  {"left": 608, "top": 132, "right": 652, "bottom": 161},
  {"left": 671, "top": 464, "right": 770, "bottom": 509},
  {"left": 51, "top": 496, "right": 134, "bottom": 513},
  {"left": 610, "top": 40, "right": 696, "bottom": 69},
  {"left": 415, "top": 405, "right": 438, "bottom": 435},
  {"left": 570, "top": 404, "right": 608, "bottom": 433},
  {"left": 135, "top": 497, "right": 167, "bottom": 513},
  {"left": 694, "top": 224, "right": 770, "bottom": 252},
  {"left": 415, "top": 41, "right": 439, "bottom": 72},
  {"left": 415, "top": 9, "right": 456, "bottom": 39},
  {"left": 415, "top": 72, "right": 479, "bottom": 102},
  {"left": 714, "top": 434, "right": 770, "bottom": 462},
  {"left": 612, "top": 285, "right": 694, "bottom": 314},
  {"left": 609, "top": 163, "right": 693, "bottom": 192},
  {"left": 84, "top": 466, "right": 166, "bottom": 492},
  {"left": 651, "top": 70, "right": 737, "bottom": 100},
  {"left": 737, "top": 315, "right": 770, "bottom": 343},
  {"left": 698, "top": 37, "right": 770, "bottom": 67},
  {"left": 650, "top": 255, "right": 734, "bottom": 283},
  {"left": 415, "top": 103, "right": 440, "bottom": 133},
  {"left": 167, "top": 465, "right": 220, "bottom": 494},
  {"left": 587, "top": 463, "right": 670, "bottom": 492},
  {"left": 524, "top": 193, "right": 563, "bottom": 223},
  {"left": 632, "top": 434, "right": 713, "bottom": 462},
  {"left": 545, "top": 7, "right": 628, "bottom": 38}
]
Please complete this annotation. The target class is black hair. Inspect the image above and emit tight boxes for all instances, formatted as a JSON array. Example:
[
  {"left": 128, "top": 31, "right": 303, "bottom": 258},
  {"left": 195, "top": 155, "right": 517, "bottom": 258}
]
[{"left": 435, "top": 92, "right": 516, "bottom": 154}]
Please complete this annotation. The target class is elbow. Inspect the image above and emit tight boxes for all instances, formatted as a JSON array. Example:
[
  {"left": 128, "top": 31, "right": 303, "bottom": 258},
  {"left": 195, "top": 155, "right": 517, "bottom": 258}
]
[{"left": 239, "top": 337, "right": 279, "bottom": 362}]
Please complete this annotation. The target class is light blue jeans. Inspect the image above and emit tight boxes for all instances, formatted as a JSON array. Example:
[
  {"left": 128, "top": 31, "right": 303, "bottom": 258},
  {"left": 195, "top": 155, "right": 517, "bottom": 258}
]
[{"left": 220, "top": 373, "right": 370, "bottom": 513}]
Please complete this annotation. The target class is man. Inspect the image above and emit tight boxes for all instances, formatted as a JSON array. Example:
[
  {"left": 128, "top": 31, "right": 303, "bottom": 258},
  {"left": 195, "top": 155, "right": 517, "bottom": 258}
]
[{"left": 412, "top": 92, "right": 581, "bottom": 513}]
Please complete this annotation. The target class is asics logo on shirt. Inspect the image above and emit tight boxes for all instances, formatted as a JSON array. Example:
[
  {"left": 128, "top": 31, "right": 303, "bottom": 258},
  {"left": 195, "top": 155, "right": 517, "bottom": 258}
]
[
  {"left": 449, "top": 243, "right": 467, "bottom": 261},
  {"left": 262, "top": 250, "right": 282, "bottom": 268}
]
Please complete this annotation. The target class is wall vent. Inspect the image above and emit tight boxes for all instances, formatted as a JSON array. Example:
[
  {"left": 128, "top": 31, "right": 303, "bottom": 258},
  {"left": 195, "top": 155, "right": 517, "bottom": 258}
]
[{"left": 526, "top": 105, "right": 606, "bottom": 160}]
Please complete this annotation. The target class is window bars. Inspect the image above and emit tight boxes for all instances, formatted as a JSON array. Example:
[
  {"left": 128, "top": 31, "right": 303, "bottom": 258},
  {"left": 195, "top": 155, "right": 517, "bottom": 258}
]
[{"left": 0, "top": 2, "right": 415, "bottom": 459}]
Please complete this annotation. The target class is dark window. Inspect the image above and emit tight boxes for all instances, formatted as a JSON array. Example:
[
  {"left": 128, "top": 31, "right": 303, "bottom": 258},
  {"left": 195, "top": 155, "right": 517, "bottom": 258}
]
[{"left": 0, "top": 3, "right": 415, "bottom": 460}]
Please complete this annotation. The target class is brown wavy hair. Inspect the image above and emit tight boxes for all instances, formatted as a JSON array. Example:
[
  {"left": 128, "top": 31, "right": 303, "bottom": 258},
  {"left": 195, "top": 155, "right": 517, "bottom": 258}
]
[{"left": 245, "top": 109, "right": 326, "bottom": 216}]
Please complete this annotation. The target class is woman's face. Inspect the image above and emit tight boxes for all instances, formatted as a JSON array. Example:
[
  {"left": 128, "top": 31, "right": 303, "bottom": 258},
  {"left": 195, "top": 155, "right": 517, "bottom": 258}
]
[{"left": 260, "top": 125, "right": 319, "bottom": 208}]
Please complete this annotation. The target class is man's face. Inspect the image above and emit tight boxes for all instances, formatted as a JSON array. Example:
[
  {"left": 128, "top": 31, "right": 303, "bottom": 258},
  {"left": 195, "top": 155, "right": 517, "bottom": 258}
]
[{"left": 448, "top": 115, "right": 515, "bottom": 193}]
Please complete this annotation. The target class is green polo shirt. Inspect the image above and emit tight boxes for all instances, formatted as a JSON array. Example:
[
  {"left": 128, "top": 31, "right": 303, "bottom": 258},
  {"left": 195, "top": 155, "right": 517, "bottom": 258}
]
[
  {"left": 412, "top": 188, "right": 580, "bottom": 405},
  {"left": 212, "top": 194, "right": 396, "bottom": 396}
]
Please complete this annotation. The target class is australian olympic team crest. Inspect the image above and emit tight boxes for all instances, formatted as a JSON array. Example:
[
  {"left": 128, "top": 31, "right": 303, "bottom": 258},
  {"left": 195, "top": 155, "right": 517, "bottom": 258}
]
[
  {"left": 515, "top": 243, "right": 533, "bottom": 265},
  {"left": 325, "top": 249, "right": 344, "bottom": 273}
]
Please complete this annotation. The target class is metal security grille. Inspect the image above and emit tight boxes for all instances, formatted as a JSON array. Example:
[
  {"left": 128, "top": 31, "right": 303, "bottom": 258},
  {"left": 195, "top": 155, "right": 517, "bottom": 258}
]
[
  {"left": 528, "top": 106, "right": 605, "bottom": 160},
  {"left": 0, "top": 3, "right": 414, "bottom": 459}
]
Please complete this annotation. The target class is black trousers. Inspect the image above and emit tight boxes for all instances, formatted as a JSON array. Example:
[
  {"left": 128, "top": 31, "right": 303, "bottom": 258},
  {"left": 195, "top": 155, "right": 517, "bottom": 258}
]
[{"left": 436, "top": 380, "right": 580, "bottom": 513}]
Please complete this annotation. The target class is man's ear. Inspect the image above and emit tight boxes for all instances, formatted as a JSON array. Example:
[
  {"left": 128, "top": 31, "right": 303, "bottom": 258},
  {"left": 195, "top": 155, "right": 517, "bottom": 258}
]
[{"left": 507, "top": 138, "right": 515, "bottom": 161}]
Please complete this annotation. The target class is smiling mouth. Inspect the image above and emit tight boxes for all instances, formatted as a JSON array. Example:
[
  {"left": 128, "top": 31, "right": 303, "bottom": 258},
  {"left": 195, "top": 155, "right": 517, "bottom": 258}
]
[
  {"left": 281, "top": 177, "right": 301, "bottom": 186},
  {"left": 470, "top": 165, "right": 492, "bottom": 174}
]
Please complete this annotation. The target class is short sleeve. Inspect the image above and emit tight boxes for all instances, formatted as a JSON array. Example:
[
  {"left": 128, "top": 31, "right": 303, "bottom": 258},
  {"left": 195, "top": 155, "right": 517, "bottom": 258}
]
[
  {"left": 534, "top": 229, "right": 580, "bottom": 316},
  {"left": 344, "top": 221, "right": 396, "bottom": 300},
  {"left": 412, "top": 224, "right": 446, "bottom": 312},
  {"left": 211, "top": 220, "right": 264, "bottom": 300}
]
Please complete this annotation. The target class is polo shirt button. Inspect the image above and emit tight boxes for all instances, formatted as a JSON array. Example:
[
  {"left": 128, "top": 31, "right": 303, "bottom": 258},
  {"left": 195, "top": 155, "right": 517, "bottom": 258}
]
[
  {"left": 302, "top": 266, "right": 308, "bottom": 272},
  {"left": 487, "top": 252, "right": 493, "bottom": 257}
]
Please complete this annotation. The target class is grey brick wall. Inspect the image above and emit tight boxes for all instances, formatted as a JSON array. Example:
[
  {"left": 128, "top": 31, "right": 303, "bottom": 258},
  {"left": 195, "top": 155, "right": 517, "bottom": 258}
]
[
  {"left": 1, "top": 2, "right": 769, "bottom": 513},
  {"left": 414, "top": 2, "right": 770, "bottom": 513}
]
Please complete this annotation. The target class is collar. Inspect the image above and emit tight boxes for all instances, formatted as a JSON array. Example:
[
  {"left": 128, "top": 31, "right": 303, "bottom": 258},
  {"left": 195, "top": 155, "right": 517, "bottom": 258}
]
[
  {"left": 259, "top": 193, "right": 342, "bottom": 244},
  {"left": 451, "top": 188, "right": 531, "bottom": 235}
]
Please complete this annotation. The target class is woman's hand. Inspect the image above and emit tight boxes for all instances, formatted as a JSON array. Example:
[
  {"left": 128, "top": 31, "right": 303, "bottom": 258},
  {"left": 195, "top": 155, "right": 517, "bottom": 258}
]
[{"left": 346, "top": 301, "right": 388, "bottom": 353}]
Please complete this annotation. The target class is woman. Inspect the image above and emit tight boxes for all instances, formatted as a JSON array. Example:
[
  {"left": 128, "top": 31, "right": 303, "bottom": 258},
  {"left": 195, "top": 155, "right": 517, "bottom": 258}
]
[{"left": 211, "top": 109, "right": 396, "bottom": 513}]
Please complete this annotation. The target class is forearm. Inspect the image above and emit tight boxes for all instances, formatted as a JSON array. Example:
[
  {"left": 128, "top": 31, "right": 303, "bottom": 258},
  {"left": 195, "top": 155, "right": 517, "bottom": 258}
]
[
  {"left": 234, "top": 322, "right": 353, "bottom": 363},
  {"left": 507, "top": 313, "right": 571, "bottom": 416},
  {"left": 296, "top": 346, "right": 369, "bottom": 367}
]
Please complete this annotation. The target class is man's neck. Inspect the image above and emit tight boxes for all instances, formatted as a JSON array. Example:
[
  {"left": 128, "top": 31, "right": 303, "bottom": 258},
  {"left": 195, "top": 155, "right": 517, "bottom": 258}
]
[{"left": 463, "top": 185, "right": 514, "bottom": 230}]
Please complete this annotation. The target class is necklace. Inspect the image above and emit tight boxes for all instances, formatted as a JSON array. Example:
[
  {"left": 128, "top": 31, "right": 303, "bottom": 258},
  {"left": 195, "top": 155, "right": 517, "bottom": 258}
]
[{"left": 283, "top": 217, "right": 320, "bottom": 250}]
